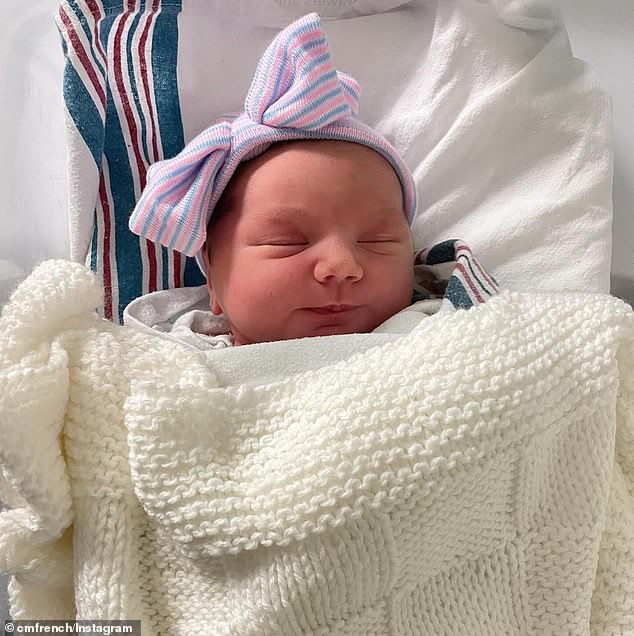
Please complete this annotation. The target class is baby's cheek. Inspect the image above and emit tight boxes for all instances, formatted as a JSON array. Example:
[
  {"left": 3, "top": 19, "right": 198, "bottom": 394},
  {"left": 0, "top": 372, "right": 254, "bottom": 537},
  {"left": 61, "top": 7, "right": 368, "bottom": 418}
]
[
  {"left": 376, "top": 260, "right": 414, "bottom": 311},
  {"left": 244, "top": 259, "right": 301, "bottom": 303}
]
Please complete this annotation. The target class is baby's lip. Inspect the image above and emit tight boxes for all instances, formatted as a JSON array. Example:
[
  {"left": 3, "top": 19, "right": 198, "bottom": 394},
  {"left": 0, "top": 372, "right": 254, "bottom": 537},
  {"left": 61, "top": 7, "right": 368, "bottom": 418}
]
[{"left": 305, "top": 304, "right": 359, "bottom": 314}]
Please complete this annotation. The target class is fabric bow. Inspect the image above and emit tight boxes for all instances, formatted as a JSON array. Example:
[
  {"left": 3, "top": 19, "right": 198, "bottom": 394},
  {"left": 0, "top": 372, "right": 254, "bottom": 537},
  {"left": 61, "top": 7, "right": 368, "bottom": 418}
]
[{"left": 244, "top": 14, "right": 359, "bottom": 129}]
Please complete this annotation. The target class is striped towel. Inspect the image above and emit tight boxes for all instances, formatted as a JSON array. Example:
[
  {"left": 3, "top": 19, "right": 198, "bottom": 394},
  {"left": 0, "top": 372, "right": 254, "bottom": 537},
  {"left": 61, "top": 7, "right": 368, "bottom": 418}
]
[
  {"left": 413, "top": 239, "right": 500, "bottom": 309},
  {"left": 57, "top": 0, "right": 204, "bottom": 322}
]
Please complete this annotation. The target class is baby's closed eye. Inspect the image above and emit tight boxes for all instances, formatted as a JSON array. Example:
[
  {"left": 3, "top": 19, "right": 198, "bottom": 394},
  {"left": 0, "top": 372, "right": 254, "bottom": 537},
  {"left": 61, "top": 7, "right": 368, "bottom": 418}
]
[
  {"left": 263, "top": 239, "right": 309, "bottom": 246},
  {"left": 249, "top": 235, "right": 309, "bottom": 257},
  {"left": 249, "top": 230, "right": 308, "bottom": 246},
  {"left": 357, "top": 236, "right": 405, "bottom": 252}
]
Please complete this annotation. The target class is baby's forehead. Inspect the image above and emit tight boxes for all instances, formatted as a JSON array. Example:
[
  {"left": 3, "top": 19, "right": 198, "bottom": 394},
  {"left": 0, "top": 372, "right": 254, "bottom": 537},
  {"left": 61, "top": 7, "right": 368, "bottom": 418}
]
[
  {"left": 245, "top": 204, "right": 408, "bottom": 232},
  {"left": 230, "top": 141, "right": 401, "bottom": 197},
  {"left": 207, "top": 139, "right": 406, "bottom": 237}
]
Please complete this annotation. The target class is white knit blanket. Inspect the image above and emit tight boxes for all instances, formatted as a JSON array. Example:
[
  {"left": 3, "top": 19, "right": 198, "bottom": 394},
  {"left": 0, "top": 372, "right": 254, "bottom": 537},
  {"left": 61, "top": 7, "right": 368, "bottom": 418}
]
[{"left": 1, "top": 260, "right": 633, "bottom": 635}]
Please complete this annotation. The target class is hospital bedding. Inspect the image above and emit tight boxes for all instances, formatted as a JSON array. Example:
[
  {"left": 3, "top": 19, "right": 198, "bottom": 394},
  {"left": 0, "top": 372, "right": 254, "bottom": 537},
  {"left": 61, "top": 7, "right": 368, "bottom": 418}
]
[
  {"left": 55, "top": 0, "right": 612, "bottom": 321},
  {"left": 1, "top": 0, "right": 630, "bottom": 631}
]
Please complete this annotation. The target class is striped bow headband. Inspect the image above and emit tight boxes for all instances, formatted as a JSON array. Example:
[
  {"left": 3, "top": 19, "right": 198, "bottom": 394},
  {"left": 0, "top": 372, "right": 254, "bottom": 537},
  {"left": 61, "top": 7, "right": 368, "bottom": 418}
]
[{"left": 129, "top": 12, "right": 417, "bottom": 262}]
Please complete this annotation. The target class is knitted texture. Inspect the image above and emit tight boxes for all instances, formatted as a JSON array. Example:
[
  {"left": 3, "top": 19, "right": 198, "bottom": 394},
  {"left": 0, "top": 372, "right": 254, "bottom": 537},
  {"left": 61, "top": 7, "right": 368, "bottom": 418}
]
[{"left": 1, "top": 260, "right": 633, "bottom": 635}]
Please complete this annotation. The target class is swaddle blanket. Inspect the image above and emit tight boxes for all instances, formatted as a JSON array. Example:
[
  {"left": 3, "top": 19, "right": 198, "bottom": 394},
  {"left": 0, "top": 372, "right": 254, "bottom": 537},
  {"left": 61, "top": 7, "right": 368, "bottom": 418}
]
[{"left": 1, "top": 260, "right": 633, "bottom": 634}]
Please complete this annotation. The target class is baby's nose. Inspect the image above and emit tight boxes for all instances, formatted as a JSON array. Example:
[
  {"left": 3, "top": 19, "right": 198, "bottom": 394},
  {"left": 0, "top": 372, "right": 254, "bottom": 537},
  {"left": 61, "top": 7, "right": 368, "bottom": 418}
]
[{"left": 313, "top": 239, "right": 363, "bottom": 283}]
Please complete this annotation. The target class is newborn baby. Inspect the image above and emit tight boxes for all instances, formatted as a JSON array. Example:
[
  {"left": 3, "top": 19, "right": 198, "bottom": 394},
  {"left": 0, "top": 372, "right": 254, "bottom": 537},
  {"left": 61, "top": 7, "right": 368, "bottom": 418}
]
[
  {"left": 129, "top": 13, "right": 417, "bottom": 345},
  {"left": 201, "top": 140, "right": 414, "bottom": 345}
]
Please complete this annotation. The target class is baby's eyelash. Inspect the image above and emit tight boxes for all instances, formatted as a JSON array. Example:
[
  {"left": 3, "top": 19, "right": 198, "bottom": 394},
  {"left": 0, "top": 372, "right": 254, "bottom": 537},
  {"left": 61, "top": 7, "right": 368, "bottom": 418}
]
[{"left": 264, "top": 241, "right": 309, "bottom": 246}]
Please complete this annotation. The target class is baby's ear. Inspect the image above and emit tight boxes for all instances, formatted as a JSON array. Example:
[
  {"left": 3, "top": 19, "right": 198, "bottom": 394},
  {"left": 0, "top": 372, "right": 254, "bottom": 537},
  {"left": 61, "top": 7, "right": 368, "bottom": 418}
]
[
  {"left": 208, "top": 287, "right": 223, "bottom": 316},
  {"left": 202, "top": 244, "right": 223, "bottom": 316}
]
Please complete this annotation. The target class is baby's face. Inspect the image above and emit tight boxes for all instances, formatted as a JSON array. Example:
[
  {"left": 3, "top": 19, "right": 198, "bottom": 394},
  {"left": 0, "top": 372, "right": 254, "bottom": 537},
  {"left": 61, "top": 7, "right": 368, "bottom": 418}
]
[{"left": 203, "top": 140, "right": 414, "bottom": 345}]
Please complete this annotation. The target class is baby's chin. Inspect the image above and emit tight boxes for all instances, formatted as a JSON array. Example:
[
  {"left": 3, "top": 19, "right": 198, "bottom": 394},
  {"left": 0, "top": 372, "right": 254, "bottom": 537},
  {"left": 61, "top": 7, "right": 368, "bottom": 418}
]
[{"left": 232, "top": 306, "right": 405, "bottom": 344}]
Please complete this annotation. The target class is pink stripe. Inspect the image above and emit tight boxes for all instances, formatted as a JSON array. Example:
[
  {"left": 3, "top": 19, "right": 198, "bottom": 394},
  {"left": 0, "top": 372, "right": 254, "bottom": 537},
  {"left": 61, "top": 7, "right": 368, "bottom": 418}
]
[
  {"left": 274, "top": 78, "right": 344, "bottom": 127},
  {"left": 293, "top": 39, "right": 329, "bottom": 70},
  {"left": 267, "top": 49, "right": 333, "bottom": 121},
  {"left": 295, "top": 42, "right": 330, "bottom": 76},
  {"left": 276, "top": 91, "right": 341, "bottom": 129},
  {"left": 268, "top": 35, "right": 328, "bottom": 111},
  {"left": 252, "top": 27, "right": 326, "bottom": 121}
]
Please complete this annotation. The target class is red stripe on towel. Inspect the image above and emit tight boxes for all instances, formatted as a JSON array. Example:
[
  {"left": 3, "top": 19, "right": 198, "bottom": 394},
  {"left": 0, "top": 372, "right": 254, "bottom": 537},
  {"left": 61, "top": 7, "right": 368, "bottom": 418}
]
[
  {"left": 112, "top": 5, "right": 146, "bottom": 184},
  {"left": 58, "top": 6, "right": 106, "bottom": 109},
  {"left": 455, "top": 262, "right": 484, "bottom": 304},
  {"left": 455, "top": 243, "right": 498, "bottom": 291},
  {"left": 113, "top": 1, "right": 158, "bottom": 293},
  {"left": 84, "top": 0, "right": 108, "bottom": 66},
  {"left": 138, "top": 0, "right": 161, "bottom": 168},
  {"left": 98, "top": 174, "right": 113, "bottom": 320},
  {"left": 146, "top": 239, "right": 158, "bottom": 293}
]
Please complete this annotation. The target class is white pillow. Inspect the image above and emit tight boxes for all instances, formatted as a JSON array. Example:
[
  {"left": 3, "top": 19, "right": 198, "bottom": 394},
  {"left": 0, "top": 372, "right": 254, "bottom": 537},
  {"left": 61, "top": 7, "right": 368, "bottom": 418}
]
[{"left": 178, "top": 0, "right": 612, "bottom": 293}]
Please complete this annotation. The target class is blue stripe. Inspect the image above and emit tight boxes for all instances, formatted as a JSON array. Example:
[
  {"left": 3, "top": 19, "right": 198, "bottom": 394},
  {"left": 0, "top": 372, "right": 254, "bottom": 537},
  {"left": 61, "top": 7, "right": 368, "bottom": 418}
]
[
  {"left": 275, "top": 85, "right": 342, "bottom": 127},
  {"left": 445, "top": 277, "right": 474, "bottom": 310},
  {"left": 90, "top": 211, "right": 98, "bottom": 271},
  {"left": 425, "top": 240, "right": 457, "bottom": 265},
  {"left": 268, "top": 32, "right": 326, "bottom": 109},
  {"left": 103, "top": 81, "right": 142, "bottom": 318},
  {"left": 251, "top": 24, "right": 321, "bottom": 118},
  {"left": 100, "top": 0, "right": 123, "bottom": 10},
  {"left": 294, "top": 102, "right": 349, "bottom": 130},
  {"left": 161, "top": 245, "right": 169, "bottom": 289},
  {"left": 61, "top": 62, "right": 105, "bottom": 167},
  {"left": 340, "top": 80, "right": 360, "bottom": 103},
  {"left": 296, "top": 51, "right": 331, "bottom": 82},
  {"left": 264, "top": 63, "right": 335, "bottom": 120},
  {"left": 152, "top": 2, "right": 184, "bottom": 159}
]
